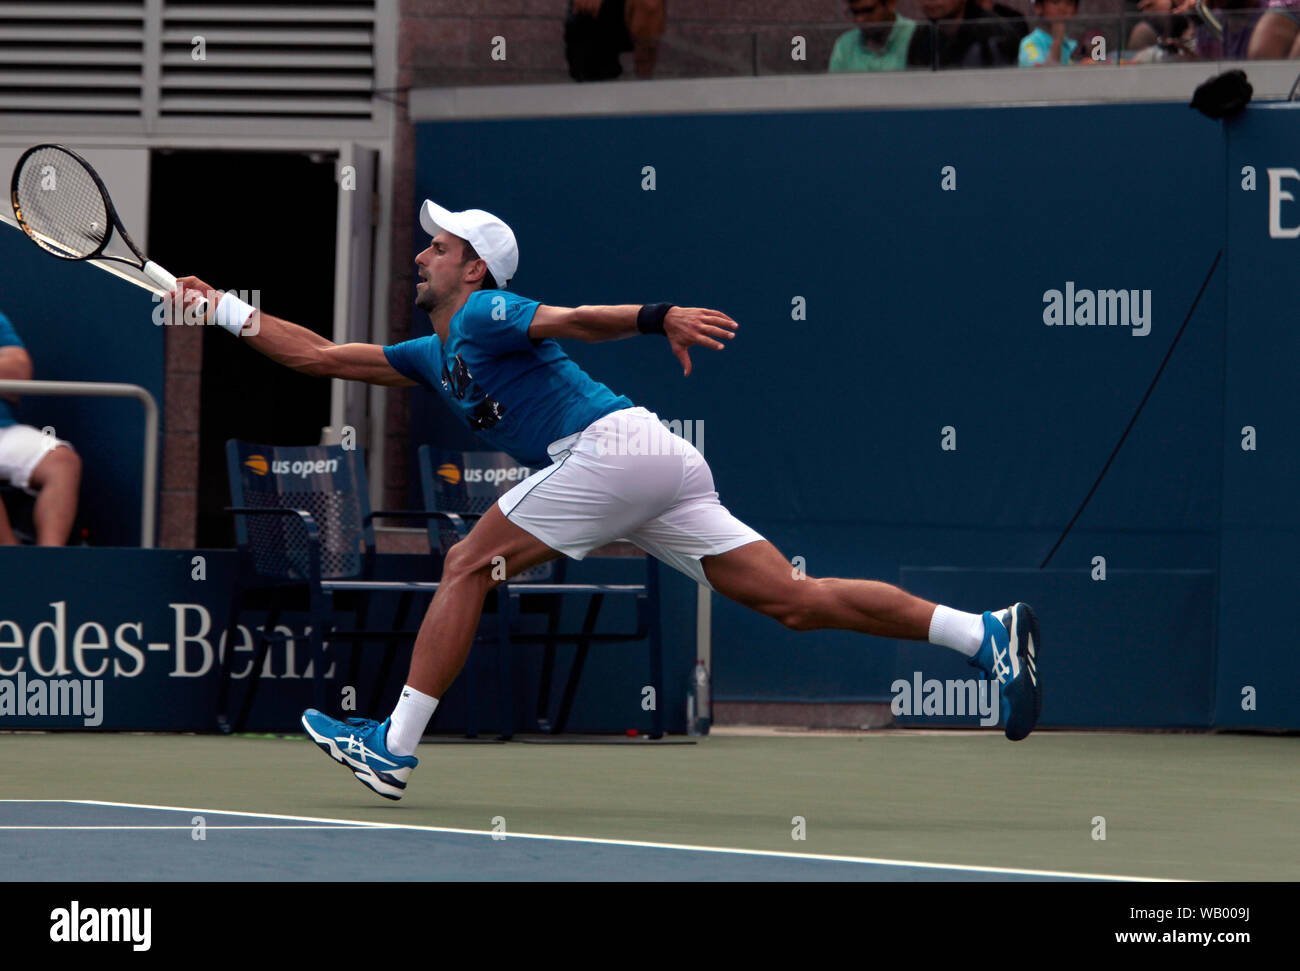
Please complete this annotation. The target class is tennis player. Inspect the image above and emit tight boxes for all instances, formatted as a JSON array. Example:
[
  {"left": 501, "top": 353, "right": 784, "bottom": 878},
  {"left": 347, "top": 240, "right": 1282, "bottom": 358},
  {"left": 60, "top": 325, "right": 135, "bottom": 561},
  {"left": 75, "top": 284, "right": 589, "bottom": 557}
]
[{"left": 176, "top": 201, "right": 1041, "bottom": 800}]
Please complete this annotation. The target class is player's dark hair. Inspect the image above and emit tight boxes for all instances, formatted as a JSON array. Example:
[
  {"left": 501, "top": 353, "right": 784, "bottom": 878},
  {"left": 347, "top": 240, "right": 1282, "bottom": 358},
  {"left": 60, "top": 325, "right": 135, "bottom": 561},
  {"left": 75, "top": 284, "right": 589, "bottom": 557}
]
[{"left": 460, "top": 238, "right": 498, "bottom": 291}]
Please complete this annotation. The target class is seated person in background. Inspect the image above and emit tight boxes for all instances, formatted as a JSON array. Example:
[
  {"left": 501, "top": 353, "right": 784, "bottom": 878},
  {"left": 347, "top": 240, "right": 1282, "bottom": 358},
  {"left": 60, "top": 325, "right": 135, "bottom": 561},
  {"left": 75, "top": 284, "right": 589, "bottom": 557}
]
[
  {"left": 1197, "top": 0, "right": 1262, "bottom": 58},
  {"left": 0, "top": 309, "right": 82, "bottom": 546},
  {"left": 1020, "top": 0, "right": 1080, "bottom": 64},
  {"left": 1246, "top": 0, "right": 1299, "bottom": 57},
  {"left": 907, "top": 0, "right": 1028, "bottom": 68},
  {"left": 565, "top": 0, "right": 666, "bottom": 81},
  {"left": 830, "top": 0, "right": 918, "bottom": 72},
  {"left": 1129, "top": 0, "right": 1260, "bottom": 59},
  {"left": 1126, "top": 0, "right": 1195, "bottom": 55},
  {"left": 1076, "top": 28, "right": 1111, "bottom": 61},
  {"left": 975, "top": 0, "right": 1031, "bottom": 38}
]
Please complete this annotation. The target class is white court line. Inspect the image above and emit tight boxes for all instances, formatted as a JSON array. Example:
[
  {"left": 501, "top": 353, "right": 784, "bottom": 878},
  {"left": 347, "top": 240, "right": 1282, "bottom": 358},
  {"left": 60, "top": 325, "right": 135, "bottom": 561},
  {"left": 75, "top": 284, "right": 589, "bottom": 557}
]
[
  {"left": 0, "top": 799, "right": 1172, "bottom": 882},
  {"left": 0, "top": 825, "right": 381, "bottom": 831}
]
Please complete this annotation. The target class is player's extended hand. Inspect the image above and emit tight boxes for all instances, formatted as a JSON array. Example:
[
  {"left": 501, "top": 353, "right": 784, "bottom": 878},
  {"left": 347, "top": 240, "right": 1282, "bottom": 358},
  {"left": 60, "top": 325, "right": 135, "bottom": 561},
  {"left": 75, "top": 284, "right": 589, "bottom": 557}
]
[
  {"left": 664, "top": 306, "right": 738, "bottom": 377},
  {"left": 172, "top": 275, "right": 218, "bottom": 324}
]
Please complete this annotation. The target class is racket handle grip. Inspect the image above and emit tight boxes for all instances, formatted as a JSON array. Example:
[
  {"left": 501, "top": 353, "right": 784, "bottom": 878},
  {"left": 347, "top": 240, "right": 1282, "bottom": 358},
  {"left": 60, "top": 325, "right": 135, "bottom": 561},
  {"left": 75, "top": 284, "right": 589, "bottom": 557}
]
[
  {"left": 143, "top": 261, "right": 177, "bottom": 292},
  {"left": 147, "top": 261, "right": 210, "bottom": 322}
]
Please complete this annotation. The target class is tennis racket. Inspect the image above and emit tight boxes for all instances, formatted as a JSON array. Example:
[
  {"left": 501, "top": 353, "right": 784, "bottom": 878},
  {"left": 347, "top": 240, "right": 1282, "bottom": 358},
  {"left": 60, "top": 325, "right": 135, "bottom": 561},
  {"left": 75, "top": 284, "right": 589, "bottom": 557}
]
[{"left": 10, "top": 143, "right": 205, "bottom": 314}]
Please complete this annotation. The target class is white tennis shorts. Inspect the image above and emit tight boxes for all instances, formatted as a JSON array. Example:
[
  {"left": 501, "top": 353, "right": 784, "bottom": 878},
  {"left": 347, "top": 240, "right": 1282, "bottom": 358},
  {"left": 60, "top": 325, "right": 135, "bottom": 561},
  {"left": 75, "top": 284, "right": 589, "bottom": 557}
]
[
  {"left": 498, "top": 406, "right": 764, "bottom": 587},
  {"left": 0, "top": 424, "right": 72, "bottom": 494}
]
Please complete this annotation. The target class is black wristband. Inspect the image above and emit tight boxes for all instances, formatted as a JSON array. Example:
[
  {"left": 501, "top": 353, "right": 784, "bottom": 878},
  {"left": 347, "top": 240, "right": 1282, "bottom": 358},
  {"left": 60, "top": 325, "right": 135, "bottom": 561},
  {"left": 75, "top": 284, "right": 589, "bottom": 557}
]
[{"left": 637, "top": 302, "right": 673, "bottom": 336}]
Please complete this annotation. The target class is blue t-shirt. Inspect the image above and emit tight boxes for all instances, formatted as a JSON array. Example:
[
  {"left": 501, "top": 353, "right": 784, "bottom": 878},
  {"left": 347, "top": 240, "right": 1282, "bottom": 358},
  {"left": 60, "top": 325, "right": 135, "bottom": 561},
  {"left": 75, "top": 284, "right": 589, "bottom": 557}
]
[
  {"left": 0, "top": 311, "right": 23, "bottom": 429},
  {"left": 1019, "top": 28, "right": 1077, "bottom": 67},
  {"left": 384, "top": 291, "right": 634, "bottom": 467}
]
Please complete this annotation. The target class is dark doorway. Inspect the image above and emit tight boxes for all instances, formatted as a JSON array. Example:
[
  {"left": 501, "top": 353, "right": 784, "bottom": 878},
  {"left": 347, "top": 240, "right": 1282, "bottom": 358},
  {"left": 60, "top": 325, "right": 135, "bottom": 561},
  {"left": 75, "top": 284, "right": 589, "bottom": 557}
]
[{"left": 148, "top": 150, "right": 338, "bottom": 548}]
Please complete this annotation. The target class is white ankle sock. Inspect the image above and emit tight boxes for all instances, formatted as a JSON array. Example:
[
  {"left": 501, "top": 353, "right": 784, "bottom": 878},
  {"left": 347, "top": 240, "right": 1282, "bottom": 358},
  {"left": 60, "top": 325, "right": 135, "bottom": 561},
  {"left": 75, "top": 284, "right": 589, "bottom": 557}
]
[
  {"left": 386, "top": 685, "right": 438, "bottom": 756},
  {"left": 928, "top": 605, "right": 985, "bottom": 657}
]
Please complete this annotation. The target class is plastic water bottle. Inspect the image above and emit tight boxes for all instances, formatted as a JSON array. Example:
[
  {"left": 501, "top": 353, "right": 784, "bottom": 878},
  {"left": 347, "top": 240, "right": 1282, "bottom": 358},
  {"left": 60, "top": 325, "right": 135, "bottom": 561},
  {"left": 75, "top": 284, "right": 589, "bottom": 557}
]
[{"left": 686, "top": 660, "right": 711, "bottom": 736}]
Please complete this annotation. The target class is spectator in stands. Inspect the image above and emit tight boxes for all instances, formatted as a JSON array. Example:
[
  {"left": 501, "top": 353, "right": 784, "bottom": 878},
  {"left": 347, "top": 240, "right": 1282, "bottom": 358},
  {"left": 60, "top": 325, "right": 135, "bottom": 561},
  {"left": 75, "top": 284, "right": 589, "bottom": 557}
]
[
  {"left": 830, "top": 0, "right": 918, "bottom": 72},
  {"left": 1246, "top": 0, "right": 1299, "bottom": 57},
  {"left": 0, "top": 308, "right": 81, "bottom": 546},
  {"left": 1128, "top": 0, "right": 1260, "bottom": 59},
  {"left": 565, "top": 0, "right": 666, "bottom": 81},
  {"left": 975, "top": 0, "right": 1032, "bottom": 39},
  {"left": 1126, "top": 0, "right": 1195, "bottom": 56},
  {"left": 1020, "top": 0, "right": 1081, "bottom": 64},
  {"left": 907, "top": 0, "right": 1028, "bottom": 68},
  {"left": 1198, "top": 0, "right": 1262, "bottom": 58}
]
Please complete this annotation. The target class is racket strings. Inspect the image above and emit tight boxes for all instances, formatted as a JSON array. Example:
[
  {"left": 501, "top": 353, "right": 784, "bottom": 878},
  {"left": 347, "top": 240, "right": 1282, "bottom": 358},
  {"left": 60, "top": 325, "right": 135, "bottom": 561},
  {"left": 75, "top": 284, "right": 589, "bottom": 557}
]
[{"left": 12, "top": 146, "right": 110, "bottom": 260}]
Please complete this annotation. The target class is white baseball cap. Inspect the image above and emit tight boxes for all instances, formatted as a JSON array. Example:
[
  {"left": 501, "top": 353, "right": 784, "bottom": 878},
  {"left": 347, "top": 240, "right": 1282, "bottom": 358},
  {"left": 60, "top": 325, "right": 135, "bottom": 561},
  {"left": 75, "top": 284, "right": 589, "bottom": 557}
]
[{"left": 419, "top": 199, "right": 518, "bottom": 290}]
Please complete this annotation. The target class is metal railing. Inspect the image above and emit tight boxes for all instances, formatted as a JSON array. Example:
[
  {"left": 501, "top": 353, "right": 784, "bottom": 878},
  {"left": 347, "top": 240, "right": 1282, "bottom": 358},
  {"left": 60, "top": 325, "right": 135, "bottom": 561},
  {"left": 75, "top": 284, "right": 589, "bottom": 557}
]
[{"left": 0, "top": 380, "right": 159, "bottom": 548}]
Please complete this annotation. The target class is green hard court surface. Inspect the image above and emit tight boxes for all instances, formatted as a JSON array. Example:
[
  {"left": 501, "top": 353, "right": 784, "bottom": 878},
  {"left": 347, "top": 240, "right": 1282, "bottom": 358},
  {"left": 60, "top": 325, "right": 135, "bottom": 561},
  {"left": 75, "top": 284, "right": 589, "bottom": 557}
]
[{"left": 1, "top": 730, "right": 1295, "bottom": 880}]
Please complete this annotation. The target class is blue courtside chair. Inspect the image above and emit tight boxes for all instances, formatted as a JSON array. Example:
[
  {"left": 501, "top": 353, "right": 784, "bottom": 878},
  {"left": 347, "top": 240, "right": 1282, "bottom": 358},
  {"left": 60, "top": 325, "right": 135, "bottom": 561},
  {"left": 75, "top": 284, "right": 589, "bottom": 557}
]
[{"left": 217, "top": 440, "right": 450, "bottom": 733}]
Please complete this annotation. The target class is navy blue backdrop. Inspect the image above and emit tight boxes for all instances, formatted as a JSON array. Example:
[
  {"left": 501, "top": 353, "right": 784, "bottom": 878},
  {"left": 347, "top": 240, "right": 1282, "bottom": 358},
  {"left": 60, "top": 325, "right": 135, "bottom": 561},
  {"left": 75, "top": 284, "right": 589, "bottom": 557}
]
[
  {"left": 409, "top": 100, "right": 1297, "bottom": 730},
  {"left": 1, "top": 99, "right": 1296, "bottom": 732}
]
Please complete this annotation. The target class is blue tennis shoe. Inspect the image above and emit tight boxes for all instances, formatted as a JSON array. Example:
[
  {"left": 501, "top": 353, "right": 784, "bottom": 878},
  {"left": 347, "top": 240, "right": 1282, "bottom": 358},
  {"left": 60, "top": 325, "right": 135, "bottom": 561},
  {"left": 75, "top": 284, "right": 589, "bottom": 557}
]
[
  {"left": 969, "top": 603, "right": 1042, "bottom": 741},
  {"left": 301, "top": 709, "right": 418, "bottom": 800}
]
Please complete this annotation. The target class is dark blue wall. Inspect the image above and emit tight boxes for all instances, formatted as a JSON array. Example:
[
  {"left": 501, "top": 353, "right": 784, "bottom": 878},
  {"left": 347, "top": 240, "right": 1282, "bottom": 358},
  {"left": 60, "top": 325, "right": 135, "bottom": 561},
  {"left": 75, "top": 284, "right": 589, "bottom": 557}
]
[
  {"left": 411, "top": 100, "right": 1297, "bottom": 729},
  {"left": 1219, "top": 104, "right": 1300, "bottom": 728},
  {"left": 0, "top": 227, "right": 163, "bottom": 546},
  {"left": 0, "top": 99, "right": 1292, "bottom": 732}
]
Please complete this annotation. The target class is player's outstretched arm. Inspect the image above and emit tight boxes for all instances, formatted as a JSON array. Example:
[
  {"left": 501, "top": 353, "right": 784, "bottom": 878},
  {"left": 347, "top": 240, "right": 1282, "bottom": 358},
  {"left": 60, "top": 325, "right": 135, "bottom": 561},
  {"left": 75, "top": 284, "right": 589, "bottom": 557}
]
[
  {"left": 175, "top": 276, "right": 416, "bottom": 387},
  {"left": 529, "top": 303, "right": 737, "bottom": 376}
]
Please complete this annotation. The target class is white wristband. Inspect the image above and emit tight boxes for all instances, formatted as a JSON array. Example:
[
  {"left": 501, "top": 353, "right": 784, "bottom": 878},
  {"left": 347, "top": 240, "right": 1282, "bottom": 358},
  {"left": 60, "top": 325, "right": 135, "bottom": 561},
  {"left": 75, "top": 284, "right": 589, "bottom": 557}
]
[{"left": 215, "top": 293, "right": 257, "bottom": 336}]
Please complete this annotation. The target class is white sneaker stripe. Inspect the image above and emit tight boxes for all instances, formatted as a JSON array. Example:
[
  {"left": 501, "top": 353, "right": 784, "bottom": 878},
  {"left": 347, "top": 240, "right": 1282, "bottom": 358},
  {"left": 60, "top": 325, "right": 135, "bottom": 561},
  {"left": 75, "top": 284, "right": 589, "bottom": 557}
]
[{"left": 1005, "top": 608, "right": 1021, "bottom": 679}]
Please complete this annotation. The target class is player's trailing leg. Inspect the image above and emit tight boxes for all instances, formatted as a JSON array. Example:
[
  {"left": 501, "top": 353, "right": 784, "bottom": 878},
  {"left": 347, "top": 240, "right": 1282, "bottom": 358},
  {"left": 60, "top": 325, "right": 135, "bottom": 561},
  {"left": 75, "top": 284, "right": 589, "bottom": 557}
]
[
  {"left": 702, "top": 540, "right": 1042, "bottom": 741},
  {"left": 966, "top": 603, "right": 1041, "bottom": 741}
]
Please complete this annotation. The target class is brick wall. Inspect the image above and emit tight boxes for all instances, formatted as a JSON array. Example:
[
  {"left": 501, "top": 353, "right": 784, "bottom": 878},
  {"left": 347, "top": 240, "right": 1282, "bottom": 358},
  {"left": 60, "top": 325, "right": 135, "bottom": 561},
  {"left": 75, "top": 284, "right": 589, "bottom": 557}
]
[{"left": 159, "top": 325, "right": 201, "bottom": 548}]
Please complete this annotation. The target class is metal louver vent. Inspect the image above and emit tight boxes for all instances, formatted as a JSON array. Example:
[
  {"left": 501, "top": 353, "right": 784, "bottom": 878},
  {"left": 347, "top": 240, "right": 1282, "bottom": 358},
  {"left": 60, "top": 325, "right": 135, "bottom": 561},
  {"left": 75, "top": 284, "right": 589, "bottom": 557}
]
[
  {"left": 162, "top": 1, "right": 376, "bottom": 119},
  {"left": 0, "top": 1, "right": 377, "bottom": 121},
  {"left": 0, "top": 2, "right": 145, "bottom": 116}
]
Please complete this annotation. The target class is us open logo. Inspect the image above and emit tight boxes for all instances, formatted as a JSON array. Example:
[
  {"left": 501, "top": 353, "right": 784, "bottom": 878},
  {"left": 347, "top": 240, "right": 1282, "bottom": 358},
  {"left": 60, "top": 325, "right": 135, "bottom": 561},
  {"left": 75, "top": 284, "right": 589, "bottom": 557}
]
[
  {"left": 463, "top": 466, "right": 530, "bottom": 486},
  {"left": 244, "top": 455, "right": 341, "bottom": 479},
  {"left": 438, "top": 463, "right": 531, "bottom": 487}
]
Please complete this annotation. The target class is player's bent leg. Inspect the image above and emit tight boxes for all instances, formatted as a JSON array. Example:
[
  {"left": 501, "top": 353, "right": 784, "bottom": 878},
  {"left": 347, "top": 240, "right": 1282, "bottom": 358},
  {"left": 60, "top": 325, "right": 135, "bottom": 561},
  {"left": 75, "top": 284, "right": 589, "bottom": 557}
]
[
  {"left": 404, "top": 502, "right": 562, "bottom": 698},
  {"left": 0, "top": 493, "right": 17, "bottom": 545},
  {"left": 300, "top": 708, "right": 418, "bottom": 801},
  {"left": 26, "top": 444, "right": 80, "bottom": 546},
  {"left": 702, "top": 540, "right": 937, "bottom": 639},
  {"left": 301, "top": 504, "right": 562, "bottom": 799}
]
